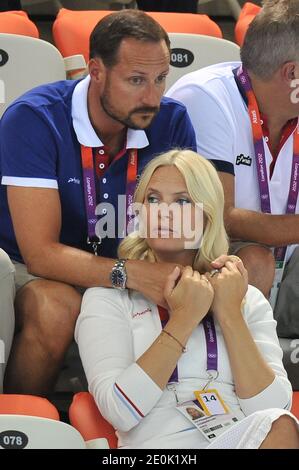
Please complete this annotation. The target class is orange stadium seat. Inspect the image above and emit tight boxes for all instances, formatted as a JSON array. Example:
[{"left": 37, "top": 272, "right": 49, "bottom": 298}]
[
  {"left": 0, "top": 394, "right": 87, "bottom": 448},
  {"left": 0, "top": 10, "right": 39, "bottom": 38},
  {"left": 69, "top": 392, "right": 117, "bottom": 449},
  {"left": 52, "top": 8, "right": 222, "bottom": 63},
  {"left": 291, "top": 391, "right": 299, "bottom": 419},
  {"left": 234, "top": 2, "right": 261, "bottom": 47},
  {"left": 0, "top": 394, "right": 59, "bottom": 420}
]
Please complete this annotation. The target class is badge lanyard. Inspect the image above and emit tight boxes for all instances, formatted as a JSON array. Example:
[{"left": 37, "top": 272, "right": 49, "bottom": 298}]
[
  {"left": 81, "top": 145, "right": 138, "bottom": 255},
  {"left": 236, "top": 66, "right": 299, "bottom": 307},
  {"left": 158, "top": 306, "right": 218, "bottom": 385}
]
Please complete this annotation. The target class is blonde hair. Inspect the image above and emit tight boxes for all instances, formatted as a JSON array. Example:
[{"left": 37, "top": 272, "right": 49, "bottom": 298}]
[{"left": 118, "top": 149, "right": 229, "bottom": 272}]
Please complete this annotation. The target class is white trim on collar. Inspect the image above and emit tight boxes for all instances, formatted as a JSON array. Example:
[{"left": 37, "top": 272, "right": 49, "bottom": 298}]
[{"left": 71, "top": 75, "right": 149, "bottom": 150}]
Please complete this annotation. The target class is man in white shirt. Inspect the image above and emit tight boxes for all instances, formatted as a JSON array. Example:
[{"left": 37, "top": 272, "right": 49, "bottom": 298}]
[{"left": 167, "top": 0, "right": 299, "bottom": 335}]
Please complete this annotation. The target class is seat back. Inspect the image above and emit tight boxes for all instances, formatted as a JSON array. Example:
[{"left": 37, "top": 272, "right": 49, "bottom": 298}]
[
  {"left": 166, "top": 33, "right": 240, "bottom": 91},
  {"left": 0, "top": 33, "right": 66, "bottom": 117},
  {"left": 0, "top": 394, "right": 59, "bottom": 420},
  {"left": 52, "top": 8, "right": 222, "bottom": 64},
  {"left": 235, "top": 2, "right": 261, "bottom": 46},
  {"left": 291, "top": 391, "right": 299, "bottom": 419},
  {"left": 145, "top": 11, "right": 222, "bottom": 37},
  {"left": 0, "top": 10, "right": 39, "bottom": 38},
  {"left": 0, "top": 415, "right": 86, "bottom": 449},
  {"left": 69, "top": 392, "right": 117, "bottom": 449}
]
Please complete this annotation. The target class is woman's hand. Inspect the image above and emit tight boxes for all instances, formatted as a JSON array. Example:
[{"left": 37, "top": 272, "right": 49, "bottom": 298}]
[
  {"left": 211, "top": 254, "right": 244, "bottom": 273},
  {"left": 206, "top": 259, "right": 248, "bottom": 322},
  {"left": 164, "top": 266, "right": 214, "bottom": 329}
]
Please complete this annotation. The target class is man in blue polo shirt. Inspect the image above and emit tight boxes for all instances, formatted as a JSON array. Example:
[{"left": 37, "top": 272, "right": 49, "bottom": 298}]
[{"left": 0, "top": 10, "right": 197, "bottom": 394}]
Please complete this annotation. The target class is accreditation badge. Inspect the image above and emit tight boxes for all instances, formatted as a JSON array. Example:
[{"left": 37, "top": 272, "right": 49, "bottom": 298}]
[{"left": 177, "top": 400, "right": 239, "bottom": 443}]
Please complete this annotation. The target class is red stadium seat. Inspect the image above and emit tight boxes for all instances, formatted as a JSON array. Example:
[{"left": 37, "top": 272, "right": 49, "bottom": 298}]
[
  {"left": 291, "top": 391, "right": 299, "bottom": 419},
  {"left": 0, "top": 10, "right": 39, "bottom": 38},
  {"left": 234, "top": 2, "right": 261, "bottom": 46},
  {"left": 0, "top": 394, "right": 59, "bottom": 420},
  {"left": 52, "top": 8, "right": 222, "bottom": 63},
  {"left": 69, "top": 392, "right": 117, "bottom": 449}
]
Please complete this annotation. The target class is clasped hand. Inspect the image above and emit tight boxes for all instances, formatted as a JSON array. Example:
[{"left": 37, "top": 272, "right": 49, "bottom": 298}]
[{"left": 164, "top": 255, "right": 248, "bottom": 327}]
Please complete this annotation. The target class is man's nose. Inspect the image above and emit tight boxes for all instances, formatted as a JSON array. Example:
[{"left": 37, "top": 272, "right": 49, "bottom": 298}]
[{"left": 141, "top": 83, "right": 162, "bottom": 107}]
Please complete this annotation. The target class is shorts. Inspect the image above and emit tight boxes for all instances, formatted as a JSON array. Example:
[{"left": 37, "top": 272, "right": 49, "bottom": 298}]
[
  {"left": 11, "top": 260, "right": 86, "bottom": 295},
  {"left": 229, "top": 240, "right": 272, "bottom": 256}
]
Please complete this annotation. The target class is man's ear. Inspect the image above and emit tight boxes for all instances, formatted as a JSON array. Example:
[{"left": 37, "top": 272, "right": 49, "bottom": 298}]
[
  {"left": 88, "top": 57, "right": 106, "bottom": 83},
  {"left": 281, "top": 62, "right": 297, "bottom": 84}
]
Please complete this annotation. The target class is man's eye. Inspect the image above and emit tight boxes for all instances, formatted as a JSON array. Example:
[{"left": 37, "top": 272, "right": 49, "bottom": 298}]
[
  {"left": 156, "top": 75, "right": 167, "bottom": 84},
  {"left": 130, "top": 77, "right": 144, "bottom": 85}
]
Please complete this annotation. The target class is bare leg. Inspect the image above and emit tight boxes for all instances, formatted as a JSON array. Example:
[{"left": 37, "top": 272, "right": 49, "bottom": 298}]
[
  {"left": 236, "top": 245, "right": 275, "bottom": 298},
  {"left": 4, "top": 279, "right": 82, "bottom": 396},
  {"left": 259, "top": 415, "right": 299, "bottom": 449},
  {"left": 0, "top": 250, "right": 15, "bottom": 392}
]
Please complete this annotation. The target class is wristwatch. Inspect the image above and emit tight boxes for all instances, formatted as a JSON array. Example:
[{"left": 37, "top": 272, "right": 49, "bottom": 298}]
[{"left": 110, "top": 259, "right": 127, "bottom": 290}]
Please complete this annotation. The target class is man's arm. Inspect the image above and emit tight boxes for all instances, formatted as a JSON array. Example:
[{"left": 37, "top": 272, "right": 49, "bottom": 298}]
[
  {"left": 7, "top": 186, "right": 177, "bottom": 305},
  {"left": 220, "top": 172, "right": 299, "bottom": 246}
]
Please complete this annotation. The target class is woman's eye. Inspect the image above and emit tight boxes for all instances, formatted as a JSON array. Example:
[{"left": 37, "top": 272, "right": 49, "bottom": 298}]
[
  {"left": 147, "top": 195, "right": 159, "bottom": 203},
  {"left": 176, "top": 198, "right": 191, "bottom": 205}
]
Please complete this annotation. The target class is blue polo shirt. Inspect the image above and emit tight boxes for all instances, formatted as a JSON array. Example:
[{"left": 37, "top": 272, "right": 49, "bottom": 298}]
[{"left": 0, "top": 77, "right": 196, "bottom": 262}]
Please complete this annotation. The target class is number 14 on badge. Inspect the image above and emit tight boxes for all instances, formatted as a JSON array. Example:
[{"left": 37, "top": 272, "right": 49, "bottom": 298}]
[{"left": 194, "top": 389, "right": 229, "bottom": 416}]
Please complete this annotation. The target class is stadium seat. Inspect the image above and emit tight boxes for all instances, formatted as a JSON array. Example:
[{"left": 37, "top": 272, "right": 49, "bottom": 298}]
[
  {"left": 291, "top": 391, "right": 299, "bottom": 419},
  {"left": 235, "top": 2, "right": 261, "bottom": 46},
  {"left": 0, "top": 33, "right": 66, "bottom": 117},
  {"left": 0, "top": 415, "right": 86, "bottom": 449},
  {"left": 0, "top": 394, "right": 86, "bottom": 449},
  {"left": 69, "top": 392, "right": 116, "bottom": 449},
  {"left": 52, "top": 8, "right": 223, "bottom": 64},
  {"left": 0, "top": 394, "right": 59, "bottom": 420},
  {"left": 166, "top": 33, "right": 240, "bottom": 91},
  {"left": 0, "top": 10, "right": 39, "bottom": 38}
]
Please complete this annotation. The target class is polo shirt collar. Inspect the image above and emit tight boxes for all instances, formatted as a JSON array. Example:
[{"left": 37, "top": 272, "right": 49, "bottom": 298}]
[{"left": 71, "top": 75, "right": 149, "bottom": 150}]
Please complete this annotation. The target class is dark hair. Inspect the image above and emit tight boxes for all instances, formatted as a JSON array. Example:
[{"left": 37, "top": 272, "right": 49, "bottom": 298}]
[
  {"left": 89, "top": 9, "right": 170, "bottom": 66},
  {"left": 241, "top": 0, "right": 299, "bottom": 79}
]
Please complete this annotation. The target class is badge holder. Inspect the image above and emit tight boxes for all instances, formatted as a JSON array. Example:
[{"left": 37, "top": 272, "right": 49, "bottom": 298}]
[{"left": 87, "top": 235, "right": 101, "bottom": 256}]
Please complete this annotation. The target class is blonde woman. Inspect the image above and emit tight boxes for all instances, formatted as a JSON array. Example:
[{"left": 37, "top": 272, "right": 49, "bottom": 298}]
[{"left": 75, "top": 149, "right": 299, "bottom": 449}]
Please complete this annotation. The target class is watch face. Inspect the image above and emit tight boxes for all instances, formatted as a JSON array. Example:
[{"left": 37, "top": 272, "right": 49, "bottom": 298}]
[{"left": 111, "top": 269, "right": 124, "bottom": 287}]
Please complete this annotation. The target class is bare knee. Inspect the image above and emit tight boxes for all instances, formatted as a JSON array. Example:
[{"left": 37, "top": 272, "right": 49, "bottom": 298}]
[
  {"left": 236, "top": 245, "right": 275, "bottom": 297},
  {"left": 15, "top": 280, "right": 82, "bottom": 357},
  {"left": 260, "top": 414, "right": 299, "bottom": 449}
]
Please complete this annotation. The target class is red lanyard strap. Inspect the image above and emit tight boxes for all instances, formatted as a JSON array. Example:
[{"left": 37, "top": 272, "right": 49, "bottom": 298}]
[
  {"left": 237, "top": 66, "right": 299, "bottom": 262},
  {"left": 80, "top": 145, "right": 138, "bottom": 255}
]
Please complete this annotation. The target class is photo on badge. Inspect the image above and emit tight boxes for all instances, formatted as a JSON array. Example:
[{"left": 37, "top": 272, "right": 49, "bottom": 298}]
[{"left": 178, "top": 400, "right": 207, "bottom": 424}]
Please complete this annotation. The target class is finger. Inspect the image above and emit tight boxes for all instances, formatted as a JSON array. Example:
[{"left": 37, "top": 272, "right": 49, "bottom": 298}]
[
  {"left": 181, "top": 265, "right": 194, "bottom": 279},
  {"left": 164, "top": 266, "right": 181, "bottom": 298},
  {"left": 211, "top": 254, "right": 230, "bottom": 268},
  {"left": 200, "top": 274, "right": 211, "bottom": 285},
  {"left": 224, "top": 260, "right": 238, "bottom": 272},
  {"left": 193, "top": 270, "right": 201, "bottom": 280}
]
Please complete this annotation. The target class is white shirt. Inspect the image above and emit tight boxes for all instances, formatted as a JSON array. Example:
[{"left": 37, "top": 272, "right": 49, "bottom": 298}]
[
  {"left": 75, "top": 284, "right": 292, "bottom": 449},
  {"left": 166, "top": 62, "right": 299, "bottom": 261}
]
